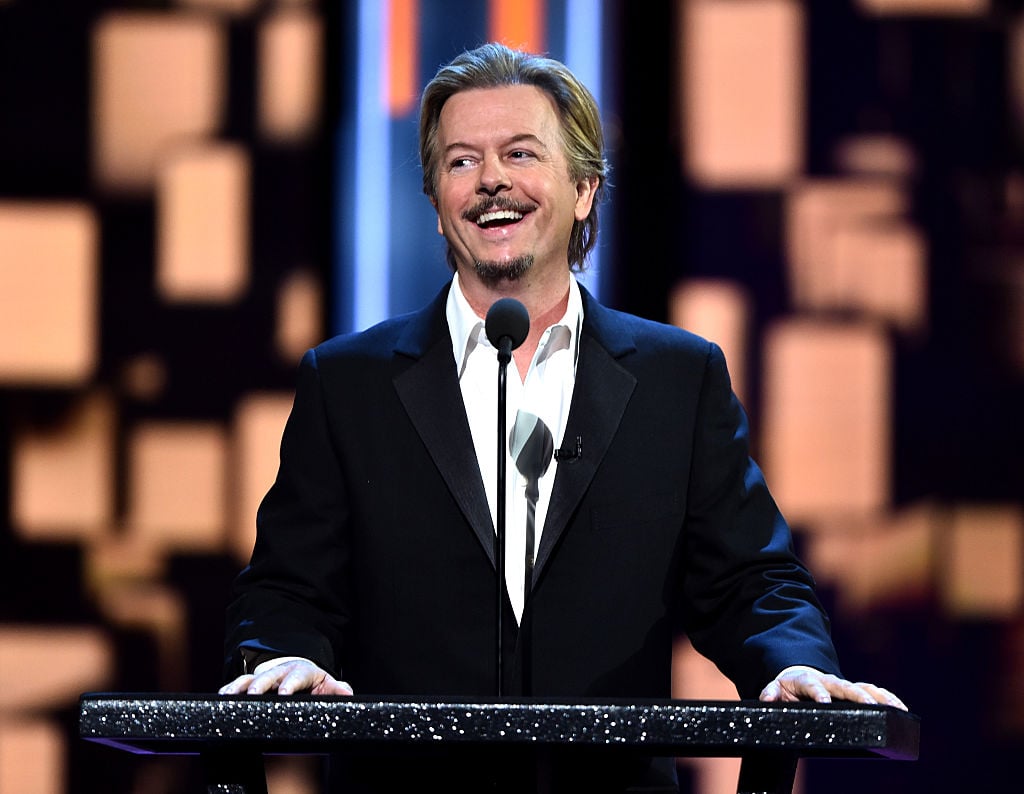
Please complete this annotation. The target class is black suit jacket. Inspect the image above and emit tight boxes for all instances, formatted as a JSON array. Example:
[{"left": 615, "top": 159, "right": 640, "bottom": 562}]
[{"left": 225, "top": 283, "right": 839, "bottom": 702}]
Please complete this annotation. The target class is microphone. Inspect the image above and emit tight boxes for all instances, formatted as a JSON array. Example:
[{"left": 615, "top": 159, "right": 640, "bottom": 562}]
[
  {"left": 485, "top": 298, "right": 530, "bottom": 365},
  {"left": 484, "top": 297, "right": 529, "bottom": 696},
  {"left": 554, "top": 435, "right": 583, "bottom": 462}
]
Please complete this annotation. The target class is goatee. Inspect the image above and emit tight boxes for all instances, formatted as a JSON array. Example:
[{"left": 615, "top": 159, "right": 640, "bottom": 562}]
[{"left": 474, "top": 254, "right": 533, "bottom": 285}]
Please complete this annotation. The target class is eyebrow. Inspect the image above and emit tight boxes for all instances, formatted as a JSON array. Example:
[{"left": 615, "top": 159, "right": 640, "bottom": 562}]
[{"left": 443, "top": 133, "right": 550, "bottom": 156}]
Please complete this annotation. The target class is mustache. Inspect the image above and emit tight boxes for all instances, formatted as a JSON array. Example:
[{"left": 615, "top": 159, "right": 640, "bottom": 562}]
[{"left": 461, "top": 196, "right": 538, "bottom": 222}]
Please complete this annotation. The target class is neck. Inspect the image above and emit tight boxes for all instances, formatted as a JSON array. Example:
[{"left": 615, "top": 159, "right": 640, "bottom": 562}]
[{"left": 459, "top": 268, "right": 572, "bottom": 381}]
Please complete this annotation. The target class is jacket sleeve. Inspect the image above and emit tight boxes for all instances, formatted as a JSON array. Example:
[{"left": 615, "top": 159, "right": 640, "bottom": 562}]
[
  {"left": 223, "top": 347, "right": 353, "bottom": 681},
  {"left": 680, "top": 342, "right": 841, "bottom": 698}
]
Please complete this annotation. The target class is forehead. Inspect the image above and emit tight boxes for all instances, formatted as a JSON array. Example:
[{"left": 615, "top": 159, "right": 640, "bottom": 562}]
[{"left": 437, "top": 84, "right": 561, "bottom": 146}]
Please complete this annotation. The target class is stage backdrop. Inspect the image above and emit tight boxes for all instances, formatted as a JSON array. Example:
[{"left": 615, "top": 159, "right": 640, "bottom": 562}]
[
  {"left": 330, "top": 0, "right": 614, "bottom": 334},
  {"left": 1, "top": 1, "right": 1023, "bottom": 793}
]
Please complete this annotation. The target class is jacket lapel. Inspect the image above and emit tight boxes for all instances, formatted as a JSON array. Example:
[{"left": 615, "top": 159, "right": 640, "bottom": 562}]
[
  {"left": 390, "top": 285, "right": 639, "bottom": 578},
  {"left": 392, "top": 288, "right": 498, "bottom": 567},
  {"left": 534, "top": 293, "right": 637, "bottom": 580}
]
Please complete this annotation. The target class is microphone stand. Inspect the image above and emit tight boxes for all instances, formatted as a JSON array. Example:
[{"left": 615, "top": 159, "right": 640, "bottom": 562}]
[
  {"left": 486, "top": 296, "right": 528, "bottom": 698},
  {"left": 495, "top": 335, "right": 512, "bottom": 697}
]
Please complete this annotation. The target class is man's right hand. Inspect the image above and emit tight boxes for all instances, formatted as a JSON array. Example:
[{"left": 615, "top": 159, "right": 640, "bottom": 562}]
[{"left": 218, "top": 658, "right": 354, "bottom": 696}]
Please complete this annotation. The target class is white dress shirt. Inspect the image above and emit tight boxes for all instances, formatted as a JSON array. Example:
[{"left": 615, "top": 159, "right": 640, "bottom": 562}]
[{"left": 447, "top": 272, "right": 582, "bottom": 622}]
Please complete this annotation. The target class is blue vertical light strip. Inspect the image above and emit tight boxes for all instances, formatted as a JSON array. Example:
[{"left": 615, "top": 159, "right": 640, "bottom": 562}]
[
  {"left": 564, "top": 0, "right": 604, "bottom": 303},
  {"left": 352, "top": 0, "right": 391, "bottom": 332}
]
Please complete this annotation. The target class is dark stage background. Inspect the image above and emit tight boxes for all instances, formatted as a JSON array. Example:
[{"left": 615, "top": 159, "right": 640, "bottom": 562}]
[{"left": 1, "top": 1, "right": 1022, "bottom": 792}]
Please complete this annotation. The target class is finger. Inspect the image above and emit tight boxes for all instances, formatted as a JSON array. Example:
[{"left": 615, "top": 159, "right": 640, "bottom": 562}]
[
  {"left": 759, "top": 680, "right": 780, "bottom": 701},
  {"left": 218, "top": 675, "right": 254, "bottom": 695},
  {"left": 820, "top": 678, "right": 870, "bottom": 704},
  {"left": 801, "top": 677, "right": 834, "bottom": 704},
  {"left": 882, "top": 692, "right": 907, "bottom": 711},
  {"left": 247, "top": 664, "right": 294, "bottom": 694},
  {"left": 781, "top": 672, "right": 836, "bottom": 704},
  {"left": 857, "top": 683, "right": 907, "bottom": 711},
  {"left": 277, "top": 666, "right": 317, "bottom": 696},
  {"left": 824, "top": 678, "right": 879, "bottom": 705}
]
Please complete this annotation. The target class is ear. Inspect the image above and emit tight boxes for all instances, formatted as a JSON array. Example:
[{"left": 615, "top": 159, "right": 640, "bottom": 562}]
[
  {"left": 573, "top": 176, "right": 599, "bottom": 222},
  {"left": 429, "top": 195, "right": 444, "bottom": 236}
]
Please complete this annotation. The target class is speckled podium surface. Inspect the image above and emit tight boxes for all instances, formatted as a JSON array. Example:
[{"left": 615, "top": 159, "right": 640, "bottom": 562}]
[{"left": 79, "top": 694, "right": 919, "bottom": 793}]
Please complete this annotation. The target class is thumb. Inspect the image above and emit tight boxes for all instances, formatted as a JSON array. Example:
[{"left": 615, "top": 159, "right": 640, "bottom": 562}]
[{"left": 313, "top": 676, "right": 354, "bottom": 696}]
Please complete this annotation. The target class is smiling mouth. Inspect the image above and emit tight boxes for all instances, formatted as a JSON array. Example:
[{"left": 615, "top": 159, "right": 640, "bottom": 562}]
[
  {"left": 464, "top": 199, "right": 536, "bottom": 229},
  {"left": 476, "top": 209, "right": 523, "bottom": 228}
]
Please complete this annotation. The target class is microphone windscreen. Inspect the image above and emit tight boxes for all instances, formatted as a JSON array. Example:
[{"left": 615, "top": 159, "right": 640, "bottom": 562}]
[{"left": 485, "top": 298, "right": 530, "bottom": 351}]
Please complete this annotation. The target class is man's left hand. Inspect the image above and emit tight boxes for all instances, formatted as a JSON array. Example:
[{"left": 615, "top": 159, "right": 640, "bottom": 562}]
[{"left": 759, "top": 666, "right": 907, "bottom": 711}]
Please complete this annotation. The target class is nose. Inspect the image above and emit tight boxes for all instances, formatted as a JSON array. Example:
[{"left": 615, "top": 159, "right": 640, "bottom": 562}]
[{"left": 477, "top": 154, "right": 510, "bottom": 196}]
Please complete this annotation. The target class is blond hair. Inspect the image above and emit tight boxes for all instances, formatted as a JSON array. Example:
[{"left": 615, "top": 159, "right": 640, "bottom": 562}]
[{"left": 419, "top": 43, "right": 608, "bottom": 272}]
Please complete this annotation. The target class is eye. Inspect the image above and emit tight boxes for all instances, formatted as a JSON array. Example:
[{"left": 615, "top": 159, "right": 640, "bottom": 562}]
[
  {"left": 447, "top": 156, "right": 475, "bottom": 172},
  {"left": 508, "top": 150, "right": 534, "bottom": 161}
]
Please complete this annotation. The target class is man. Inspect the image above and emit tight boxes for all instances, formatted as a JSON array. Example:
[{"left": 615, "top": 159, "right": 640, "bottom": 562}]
[{"left": 221, "top": 43, "right": 904, "bottom": 790}]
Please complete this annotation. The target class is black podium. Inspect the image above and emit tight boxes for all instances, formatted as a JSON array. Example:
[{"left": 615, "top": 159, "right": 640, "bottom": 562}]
[{"left": 79, "top": 693, "right": 919, "bottom": 793}]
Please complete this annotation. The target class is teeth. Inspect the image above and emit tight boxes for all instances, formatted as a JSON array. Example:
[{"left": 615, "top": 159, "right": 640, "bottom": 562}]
[{"left": 476, "top": 209, "right": 523, "bottom": 225}]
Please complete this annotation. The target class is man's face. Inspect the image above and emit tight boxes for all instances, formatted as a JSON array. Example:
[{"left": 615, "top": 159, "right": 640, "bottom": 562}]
[{"left": 431, "top": 84, "right": 597, "bottom": 285}]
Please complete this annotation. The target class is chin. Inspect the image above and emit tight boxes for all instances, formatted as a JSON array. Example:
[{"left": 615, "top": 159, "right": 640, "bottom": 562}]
[{"left": 474, "top": 255, "right": 534, "bottom": 285}]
